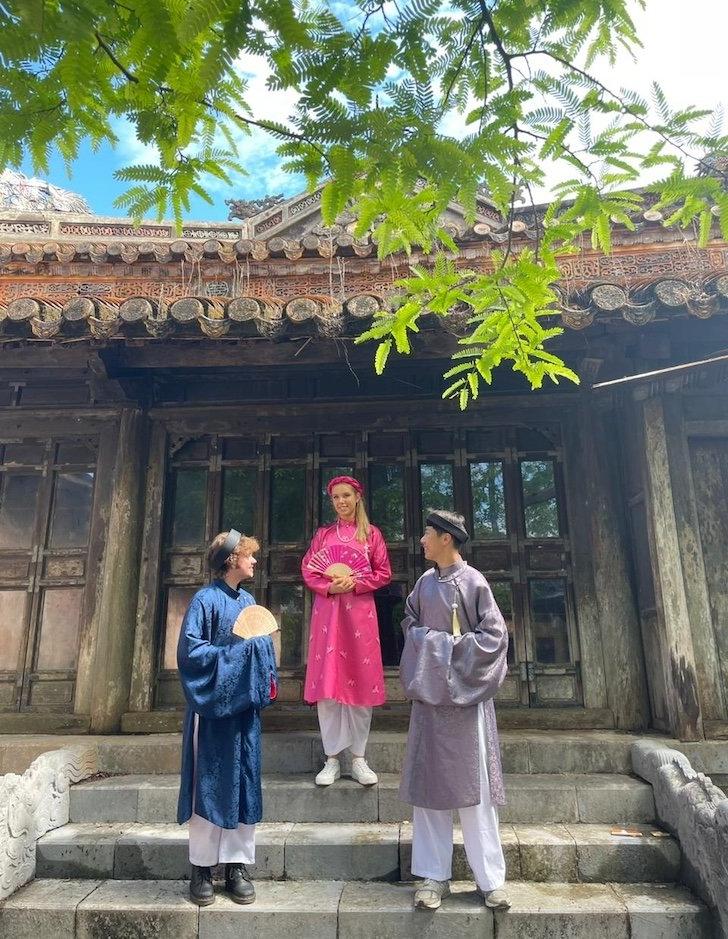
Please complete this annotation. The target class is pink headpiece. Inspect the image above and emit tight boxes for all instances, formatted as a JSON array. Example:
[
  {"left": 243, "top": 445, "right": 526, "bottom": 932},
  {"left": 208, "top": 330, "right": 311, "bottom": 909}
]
[{"left": 327, "top": 475, "right": 363, "bottom": 496}]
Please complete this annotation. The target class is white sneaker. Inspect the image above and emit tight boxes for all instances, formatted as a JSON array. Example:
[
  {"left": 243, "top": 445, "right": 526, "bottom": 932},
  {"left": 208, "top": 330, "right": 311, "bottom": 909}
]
[
  {"left": 414, "top": 879, "right": 450, "bottom": 910},
  {"left": 351, "top": 757, "right": 378, "bottom": 786},
  {"left": 315, "top": 757, "right": 340, "bottom": 786},
  {"left": 479, "top": 887, "right": 511, "bottom": 910}
]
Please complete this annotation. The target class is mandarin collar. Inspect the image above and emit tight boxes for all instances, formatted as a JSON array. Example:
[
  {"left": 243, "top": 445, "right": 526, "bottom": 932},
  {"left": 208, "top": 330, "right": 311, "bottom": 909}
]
[
  {"left": 213, "top": 578, "right": 241, "bottom": 599},
  {"left": 435, "top": 558, "right": 467, "bottom": 578}
]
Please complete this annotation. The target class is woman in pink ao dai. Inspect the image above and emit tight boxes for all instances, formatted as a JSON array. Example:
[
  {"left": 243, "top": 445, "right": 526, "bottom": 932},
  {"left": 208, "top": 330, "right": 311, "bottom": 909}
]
[{"left": 302, "top": 475, "right": 391, "bottom": 787}]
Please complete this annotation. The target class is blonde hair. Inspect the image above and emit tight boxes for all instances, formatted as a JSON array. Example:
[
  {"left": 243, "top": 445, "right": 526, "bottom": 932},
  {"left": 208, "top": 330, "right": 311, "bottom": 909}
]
[
  {"left": 207, "top": 531, "right": 260, "bottom": 576},
  {"left": 354, "top": 499, "right": 370, "bottom": 544}
]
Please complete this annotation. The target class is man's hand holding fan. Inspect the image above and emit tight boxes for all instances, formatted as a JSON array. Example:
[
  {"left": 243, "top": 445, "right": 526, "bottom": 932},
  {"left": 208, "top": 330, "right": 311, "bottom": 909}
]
[
  {"left": 306, "top": 546, "right": 369, "bottom": 594},
  {"left": 232, "top": 605, "right": 281, "bottom": 666}
]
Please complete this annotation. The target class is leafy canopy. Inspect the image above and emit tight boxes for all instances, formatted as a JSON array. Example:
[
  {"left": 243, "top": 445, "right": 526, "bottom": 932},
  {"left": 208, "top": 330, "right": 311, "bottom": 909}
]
[{"left": 2, "top": 0, "right": 726, "bottom": 404}]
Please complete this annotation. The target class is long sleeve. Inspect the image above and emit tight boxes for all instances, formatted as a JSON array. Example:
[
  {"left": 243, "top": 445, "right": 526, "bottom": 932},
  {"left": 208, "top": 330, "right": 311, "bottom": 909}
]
[
  {"left": 177, "top": 598, "right": 277, "bottom": 719},
  {"left": 447, "top": 580, "right": 509, "bottom": 705},
  {"left": 400, "top": 580, "right": 422, "bottom": 637},
  {"left": 301, "top": 527, "right": 333, "bottom": 597},
  {"left": 399, "top": 576, "right": 508, "bottom": 708},
  {"left": 353, "top": 526, "right": 392, "bottom": 594}
]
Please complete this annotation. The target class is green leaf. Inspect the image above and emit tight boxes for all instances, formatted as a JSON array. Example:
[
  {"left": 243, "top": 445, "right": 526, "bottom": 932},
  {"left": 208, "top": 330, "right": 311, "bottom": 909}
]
[{"left": 374, "top": 339, "right": 393, "bottom": 375}]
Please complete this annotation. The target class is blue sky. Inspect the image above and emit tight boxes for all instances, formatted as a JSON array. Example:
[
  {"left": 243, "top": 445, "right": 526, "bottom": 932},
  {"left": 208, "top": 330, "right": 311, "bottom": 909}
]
[{"left": 20, "top": 0, "right": 728, "bottom": 223}]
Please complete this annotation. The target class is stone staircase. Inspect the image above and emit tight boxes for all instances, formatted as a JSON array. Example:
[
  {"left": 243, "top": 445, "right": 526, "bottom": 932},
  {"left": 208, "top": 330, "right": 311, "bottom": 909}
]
[{"left": 0, "top": 731, "right": 715, "bottom": 937}]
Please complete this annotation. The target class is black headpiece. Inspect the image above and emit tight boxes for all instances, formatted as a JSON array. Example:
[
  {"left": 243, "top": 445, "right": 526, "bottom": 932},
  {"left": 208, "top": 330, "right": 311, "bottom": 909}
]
[
  {"left": 426, "top": 511, "right": 470, "bottom": 544},
  {"left": 210, "top": 529, "right": 242, "bottom": 569}
]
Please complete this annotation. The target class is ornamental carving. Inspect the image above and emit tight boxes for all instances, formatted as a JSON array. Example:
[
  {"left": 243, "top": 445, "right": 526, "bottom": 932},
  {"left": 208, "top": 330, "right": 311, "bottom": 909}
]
[
  {"left": 254, "top": 212, "right": 284, "bottom": 235},
  {"left": 182, "top": 228, "right": 239, "bottom": 241},
  {"left": 0, "top": 744, "right": 98, "bottom": 900},
  {"left": 288, "top": 192, "right": 322, "bottom": 217},
  {"left": 0, "top": 222, "right": 50, "bottom": 235},
  {"left": 557, "top": 247, "right": 728, "bottom": 284},
  {"left": 59, "top": 222, "right": 172, "bottom": 238},
  {"left": 622, "top": 301, "right": 657, "bottom": 326},
  {"left": 226, "top": 194, "right": 284, "bottom": 221}
]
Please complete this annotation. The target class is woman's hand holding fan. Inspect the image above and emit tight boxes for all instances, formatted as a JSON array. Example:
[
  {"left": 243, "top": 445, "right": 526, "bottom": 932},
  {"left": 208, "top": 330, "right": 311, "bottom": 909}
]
[{"left": 306, "top": 546, "right": 369, "bottom": 594}]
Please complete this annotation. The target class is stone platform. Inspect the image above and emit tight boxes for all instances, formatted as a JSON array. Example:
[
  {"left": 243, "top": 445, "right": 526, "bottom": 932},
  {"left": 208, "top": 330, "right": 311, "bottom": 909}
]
[{"left": 0, "top": 729, "right": 721, "bottom": 937}]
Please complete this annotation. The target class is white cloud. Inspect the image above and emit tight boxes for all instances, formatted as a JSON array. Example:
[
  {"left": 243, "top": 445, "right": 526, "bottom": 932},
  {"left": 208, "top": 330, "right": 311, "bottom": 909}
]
[{"left": 111, "top": 118, "right": 160, "bottom": 166}]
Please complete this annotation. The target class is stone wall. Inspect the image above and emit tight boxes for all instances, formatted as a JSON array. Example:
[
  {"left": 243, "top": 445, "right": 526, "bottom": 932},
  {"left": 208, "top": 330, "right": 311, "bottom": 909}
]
[
  {"left": 0, "top": 744, "right": 97, "bottom": 900},
  {"left": 632, "top": 740, "right": 728, "bottom": 936}
]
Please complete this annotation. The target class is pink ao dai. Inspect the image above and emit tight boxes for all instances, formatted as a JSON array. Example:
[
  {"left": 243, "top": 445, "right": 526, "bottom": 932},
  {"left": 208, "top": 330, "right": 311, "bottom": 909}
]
[{"left": 302, "top": 522, "right": 391, "bottom": 707}]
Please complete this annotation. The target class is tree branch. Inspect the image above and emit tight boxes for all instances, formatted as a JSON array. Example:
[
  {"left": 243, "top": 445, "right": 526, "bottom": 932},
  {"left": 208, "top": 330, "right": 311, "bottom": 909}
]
[{"left": 94, "top": 32, "right": 138, "bottom": 84}]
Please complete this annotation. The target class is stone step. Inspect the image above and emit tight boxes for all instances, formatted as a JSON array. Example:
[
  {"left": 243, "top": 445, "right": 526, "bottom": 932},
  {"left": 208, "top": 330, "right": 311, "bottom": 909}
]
[
  {"left": 35, "top": 821, "right": 681, "bottom": 884},
  {"left": 70, "top": 772, "right": 655, "bottom": 825},
  {"left": 91, "top": 730, "right": 639, "bottom": 777},
  {"left": 5, "top": 730, "right": 728, "bottom": 779},
  {"left": 0, "top": 879, "right": 712, "bottom": 938},
  {"left": 1, "top": 730, "right": 638, "bottom": 777}
]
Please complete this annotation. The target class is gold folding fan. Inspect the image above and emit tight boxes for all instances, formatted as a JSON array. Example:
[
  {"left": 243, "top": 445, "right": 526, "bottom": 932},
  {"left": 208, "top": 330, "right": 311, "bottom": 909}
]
[{"left": 232, "top": 605, "right": 281, "bottom": 666}]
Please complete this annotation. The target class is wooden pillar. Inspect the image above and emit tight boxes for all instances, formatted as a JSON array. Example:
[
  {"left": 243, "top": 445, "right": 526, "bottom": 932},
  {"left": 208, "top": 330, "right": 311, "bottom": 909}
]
[
  {"left": 578, "top": 400, "right": 651, "bottom": 730},
  {"left": 563, "top": 406, "right": 608, "bottom": 712},
  {"left": 662, "top": 395, "right": 725, "bottom": 723},
  {"left": 641, "top": 395, "right": 704, "bottom": 741},
  {"left": 73, "top": 421, "right": 122, "bottom": 718},
  {"left": 127, "top": 422, "right": 167, "bottom": 715},
  {"left": 86, "top": 410, "right": 148, "bottom": 733}
]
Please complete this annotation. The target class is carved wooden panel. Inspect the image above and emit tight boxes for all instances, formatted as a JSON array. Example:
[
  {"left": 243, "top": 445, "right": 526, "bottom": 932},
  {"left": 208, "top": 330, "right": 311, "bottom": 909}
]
[
  {"left": 28, "top": 679, "right": 74, "bottom": 709},
  {"left": 534, "top": 674, "right": 578, "bottom": 702},
  {"left": 43, "top": 557, "right": 85, "bottom": 579},
  {"left": 0, "top": 557, "right": 32, "bottom": 579},
  {"left": 526, "top": 544, "right": 565, "bottom": 572},
  {"left": 495, "top": 674, "right": 522, "bottom": 704},
  {"left": 269, "top": 553, "right": 304, "bottom": 577},
  {"left": 472, "top": 544, "right": 511, "bottom": 573},
  {"left": 167, "top": 554, "right": 204, "bottom": 578}
]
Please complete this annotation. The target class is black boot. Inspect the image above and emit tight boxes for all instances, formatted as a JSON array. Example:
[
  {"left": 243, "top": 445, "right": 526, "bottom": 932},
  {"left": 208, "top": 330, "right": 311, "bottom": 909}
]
[
  {"left": 225, "top": 863, "right": 255, "bottom": 904},
  {"left": 189, "top": 864, "right": 215, "bottom": 906}
]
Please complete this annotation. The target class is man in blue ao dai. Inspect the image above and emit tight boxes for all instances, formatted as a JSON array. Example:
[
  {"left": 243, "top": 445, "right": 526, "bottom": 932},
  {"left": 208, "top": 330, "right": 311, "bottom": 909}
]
[{"left": 177, "top": 530, "right": 278, "bottom": 907}]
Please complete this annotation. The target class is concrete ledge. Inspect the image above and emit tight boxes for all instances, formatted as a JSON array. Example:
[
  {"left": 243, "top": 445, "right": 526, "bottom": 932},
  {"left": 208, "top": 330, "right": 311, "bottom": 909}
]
[
  {"left": 41, "top": 821, "right": 680, "bottom": 884},
  {"left": 2, "top": 879, "right": 709, "bottom": 938},
  {"left": 339, "top": 881, "right": 490, "bottom": 938},
  {"left": 0, "top": 878, "right": 101, "bottom": 939},
  {"left": 76, "top": 879, "right": 197, "bottom": 939},
  {"left": 198, "top": 881, "right": 343, "bottom": 939},
  {"left": 69, "top": 772, "right": 656, "bottom": 826}
]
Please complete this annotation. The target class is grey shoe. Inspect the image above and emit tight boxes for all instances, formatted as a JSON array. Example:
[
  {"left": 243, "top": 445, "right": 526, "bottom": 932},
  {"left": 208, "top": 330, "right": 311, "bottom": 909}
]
[
  {"left": 414, "top": 878, "right": 451, "bottom": 910},
  {"left": 189, "top": 864, "right": 214, "bottom": 906},
  {"left": 480, "top": 886, "right": 511, "bottom": 910},
  {"left": 225, "top": 863, "right": 255, "bottom": 904}
]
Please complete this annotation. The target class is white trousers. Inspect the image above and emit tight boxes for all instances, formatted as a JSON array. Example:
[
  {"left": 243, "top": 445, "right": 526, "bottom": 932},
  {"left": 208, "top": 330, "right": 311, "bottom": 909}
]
[
  {"left": 188, "top": 715, "right": 256, "bottom": 867},
  {"left": 410, "top": 703, "right": 506, "bottom": 892},
  {"left": 317, "top": 699, "right": 372, "bottom": 757}
]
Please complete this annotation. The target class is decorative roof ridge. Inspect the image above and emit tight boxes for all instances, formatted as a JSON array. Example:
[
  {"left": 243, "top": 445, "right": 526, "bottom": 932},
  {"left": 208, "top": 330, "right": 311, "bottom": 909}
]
[
  {"left": 0, "top": 271, "right": 726, "bottom": 341},
  {"left": 0, "top": 222, "right": 721, "bottom": 264}
]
